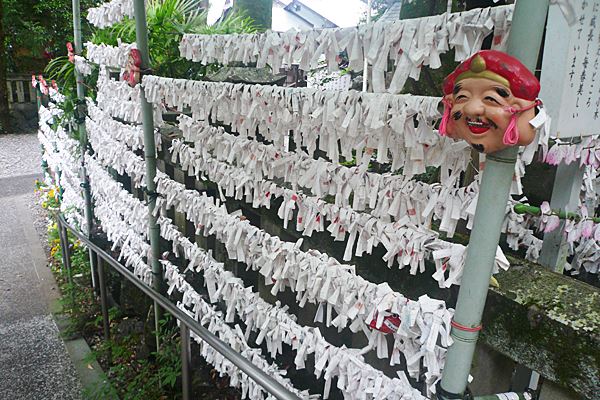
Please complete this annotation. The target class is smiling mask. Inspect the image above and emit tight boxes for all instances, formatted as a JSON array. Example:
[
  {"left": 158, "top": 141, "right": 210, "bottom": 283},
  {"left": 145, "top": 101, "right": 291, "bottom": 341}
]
[{"left": 439, "top": 50, "right": 541, "bottom": 154}]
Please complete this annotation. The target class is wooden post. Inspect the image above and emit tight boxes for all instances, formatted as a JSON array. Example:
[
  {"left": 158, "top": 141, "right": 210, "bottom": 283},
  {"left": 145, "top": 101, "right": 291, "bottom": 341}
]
[
  {"left": 6, "top": 80, "right": 13, "bottom": 105},
  {"left": 15, "top": 80, "right": 25, "bottom": 103}
]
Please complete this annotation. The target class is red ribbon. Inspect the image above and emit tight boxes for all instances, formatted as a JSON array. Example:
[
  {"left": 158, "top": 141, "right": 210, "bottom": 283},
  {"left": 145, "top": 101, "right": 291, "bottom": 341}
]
[{"left": 451, "top": 319, "right": 482, "bottom": 333}]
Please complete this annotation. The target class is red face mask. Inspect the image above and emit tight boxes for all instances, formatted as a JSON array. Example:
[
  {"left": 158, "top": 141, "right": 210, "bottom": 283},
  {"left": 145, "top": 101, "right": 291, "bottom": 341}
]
[
  {"left": 122, "top": 49, "right": 142, "bottom": 87},
  {"left": 439, "top": 50, "right": 541, "bottom": 154}
]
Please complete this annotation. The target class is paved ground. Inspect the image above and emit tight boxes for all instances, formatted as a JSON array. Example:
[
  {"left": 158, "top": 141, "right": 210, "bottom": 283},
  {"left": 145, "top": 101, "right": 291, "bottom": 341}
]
[
  {"left": 0, "top": 134, "right": 44, "bottom": 179},
  {"left": 0, "top": 133, "right": 83, "bottom": 400}
]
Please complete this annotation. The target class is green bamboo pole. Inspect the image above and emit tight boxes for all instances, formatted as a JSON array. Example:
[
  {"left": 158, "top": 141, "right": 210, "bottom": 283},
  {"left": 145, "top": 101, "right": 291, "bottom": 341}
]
[
  {"left": 514, "top": 203, "right": 600, "bottom": 224},
  {"left": 437, "top": 1, "right": 550, "bottom": 398},
  {"left": 72, "top": 0, "right": 99, "bottom": 290},
  {"left": 133, "top": 0, "right": 163, "bottom": 348}
]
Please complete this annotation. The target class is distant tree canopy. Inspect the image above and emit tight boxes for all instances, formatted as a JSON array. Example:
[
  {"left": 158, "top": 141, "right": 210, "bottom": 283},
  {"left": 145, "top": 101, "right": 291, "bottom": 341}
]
[
  {"left": 399, "top": 0, "right": 448, "bottom": 19},
  {"left": 370, "top": 0, "right": 508, "bottom": 21},
  {"left": 3, "top": 0, "right": 99, "bottom": 72},
  {"left": 233, "top": 0, "right": 272, "bottom": 32},
  {"left": 362, "top": 0, "right": 509, "bottom": 97}
]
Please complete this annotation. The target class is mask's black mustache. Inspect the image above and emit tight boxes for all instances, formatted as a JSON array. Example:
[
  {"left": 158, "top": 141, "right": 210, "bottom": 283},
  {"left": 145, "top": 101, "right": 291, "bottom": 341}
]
[{"left": 452, "top": 111, "right": 462, "bottom": 121}]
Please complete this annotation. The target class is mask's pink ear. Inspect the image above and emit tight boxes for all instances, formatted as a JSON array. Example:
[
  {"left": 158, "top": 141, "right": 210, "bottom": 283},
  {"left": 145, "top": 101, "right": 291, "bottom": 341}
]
[
  {"left": 503, "top": 99, "right": 540, "bottom": 146},
  {"left": 439, "top": 97, "right": 452, "bottom": 136},
  {"left": 503, "top": 109, "right": 519, "bottom": 145}
]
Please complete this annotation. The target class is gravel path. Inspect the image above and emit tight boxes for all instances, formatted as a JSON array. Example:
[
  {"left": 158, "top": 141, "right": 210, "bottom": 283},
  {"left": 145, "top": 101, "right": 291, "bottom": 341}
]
[
  {"left": 0, "top": 133, "right": 43, "bottom": 179},
  {"left": 0, "top": 133, "right": 50, "bottom": 251},
  {"left": 0, "top": 132, "right": 83, "bottom": 400}
]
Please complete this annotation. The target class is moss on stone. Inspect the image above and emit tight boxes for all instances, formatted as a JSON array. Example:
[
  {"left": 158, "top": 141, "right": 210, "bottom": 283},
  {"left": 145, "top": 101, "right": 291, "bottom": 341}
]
[
  {"left": 481, "top": 264, "right": 599, "bottom": 399},
  {"left": 494, "top": 264, "right": 600, "bottom": 333}
]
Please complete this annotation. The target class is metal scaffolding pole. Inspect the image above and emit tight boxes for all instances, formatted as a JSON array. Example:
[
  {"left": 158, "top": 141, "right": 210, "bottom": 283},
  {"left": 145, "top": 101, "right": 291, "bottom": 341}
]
[
  {"left": 132, "top": 0, "right": 163, "bottom": 349},
  {"left": 437, "top": 0, "right": 550, "bottom": 398},
  {"left": 361, "top": 0, "right": 372, "bottom": 92},
  {"left": 72, "top": 0, "right": 98, "bottom": 290}
]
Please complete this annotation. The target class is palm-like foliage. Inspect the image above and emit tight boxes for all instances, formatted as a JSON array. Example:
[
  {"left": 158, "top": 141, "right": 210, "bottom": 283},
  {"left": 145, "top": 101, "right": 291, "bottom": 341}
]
[
  {"left": 43, "top": 56, "right": 78, "bottom": 131},
  {"left": 44, "top": 53, "right": 101, "bottom": 139},
  {"left": 45, "top": 56, "right": 76, "bottom": 91},
  {"left": 191, "top": 10, "right": 257, "bottom": 35},
  {"left": 91, "top": 0, "right": 257, "bottom": 78}
]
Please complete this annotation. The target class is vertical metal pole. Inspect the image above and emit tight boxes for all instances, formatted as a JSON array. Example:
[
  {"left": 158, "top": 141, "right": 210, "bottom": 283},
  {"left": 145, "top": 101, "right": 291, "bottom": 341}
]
[
  {"left": 71, "top": 0, "right": 85, "bottom": 103},
  {"left": 72, "top": 0, "right": 98, "bottom": 290},
  {"left": 58, "top": 219, "right": 76, "bottom": 307},
  {"left": 437, "top": 1, "right": 549, "bottom": 398},
  {"left": 60, "top": 225, "right": 73, "bottom": 280},
  {"left": 180, "top": 323, "right": 192, "bottom": 400},
  {"left": 36, "top": 84, "right": 50, "bottom": 176},
  {"left": 361, "top": 0, "right": 372, "bottom": 92},
  {"left": 133, "top": 0, "right": 163, "bottom": 349},
  {"left": 96, "top": 253, "right": 111, "bottom": 341},
  {"left": 56, "top": 218, "right": 75, "bottom": 307}
]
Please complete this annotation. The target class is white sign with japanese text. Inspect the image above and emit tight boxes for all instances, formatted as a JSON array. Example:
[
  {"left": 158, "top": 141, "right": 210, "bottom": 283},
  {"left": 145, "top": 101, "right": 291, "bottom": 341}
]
[{"left": 540, "top": 0, "right": 600, "bottom": 138}]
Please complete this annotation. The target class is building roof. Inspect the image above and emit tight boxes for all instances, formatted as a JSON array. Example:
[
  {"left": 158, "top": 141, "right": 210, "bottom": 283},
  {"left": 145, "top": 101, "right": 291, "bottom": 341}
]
[
  {"left": 272, "top": 0, "right": 313, "bottom": 31},
  {"left": 210, "top": 0, "right": 370, "bottom": 31},
  {"left": 273, "top": 0, "right": 368, "bottom": 31},
  {"left": 283, "top": 0, "right": 337, "bottom": 29}
]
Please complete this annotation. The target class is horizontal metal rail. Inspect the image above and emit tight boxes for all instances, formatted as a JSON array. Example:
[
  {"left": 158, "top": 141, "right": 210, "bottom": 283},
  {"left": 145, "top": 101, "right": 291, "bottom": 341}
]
[
  {"left": 57, "top": 214, "right": 301, "bottom": 400},
  {"left": 474, "top": 394, "right": 530, "bottom": 400}
]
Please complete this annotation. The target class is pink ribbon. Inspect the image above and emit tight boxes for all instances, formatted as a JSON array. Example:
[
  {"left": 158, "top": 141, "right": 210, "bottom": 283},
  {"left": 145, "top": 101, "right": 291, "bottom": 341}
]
[{"left": 438, "top": 98, "right": 452, "bottom": 136}]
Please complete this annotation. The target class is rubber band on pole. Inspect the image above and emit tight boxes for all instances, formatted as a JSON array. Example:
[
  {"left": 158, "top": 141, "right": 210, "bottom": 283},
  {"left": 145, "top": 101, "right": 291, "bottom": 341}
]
[{"left": 451, "top": 319, "right": 482, "bottom": 333}]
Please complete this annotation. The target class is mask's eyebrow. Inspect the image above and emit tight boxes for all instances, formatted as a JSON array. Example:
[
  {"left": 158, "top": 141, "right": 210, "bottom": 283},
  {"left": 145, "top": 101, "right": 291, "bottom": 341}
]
[
  {"left": 452, "top": 83, "right": 462, "bottom": 95},
  {"left": 494, "top": 87, "right": 510, "bottom": 98}
]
